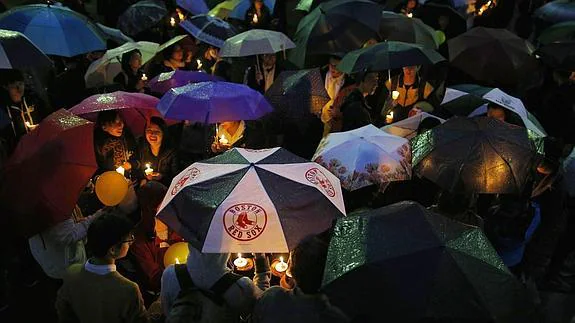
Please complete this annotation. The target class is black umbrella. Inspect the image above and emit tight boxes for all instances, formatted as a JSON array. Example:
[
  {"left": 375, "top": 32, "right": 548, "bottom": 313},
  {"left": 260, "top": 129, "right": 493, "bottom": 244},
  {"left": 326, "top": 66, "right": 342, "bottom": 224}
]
[
  {"left": 117, "top": 0, "right": 168, "bottom": 37},
  {"left": 337, "top": 40, "right": 445, "bottom": 74},
  {"left": 0, "top": 29, "right": 52, "bottom": 69},
  {"left": 379, "top": 11, "right": 439, "bottom": 49},
  {"left": 448, "top": 27, "right": 539, "bottom": 87},
  {"left": 179, "top": 14, "right": 237, "bottom": 48},
  {"left": 440, "top": 84, "right": 492, "bottom": 116},
  {"left": 536, "top": 41, "right": 575, "bottom": 70},
  {"left": 417, "top": 3, "right": 467, "bottom": 39},
  {"left": 322, "top": 201, "right": 535, "bottom": 322},
  {"left": 288, "top": 0, "right": 383, "bottom": 68},
  {"left": 534, "top": 0, "right": 575, "bottom": 25},
  {"left": 411, "top": 116, "right": 539, "bottom": 194},
  {"left": 538, "top": 21, "right": 575, "bottom": 44}
]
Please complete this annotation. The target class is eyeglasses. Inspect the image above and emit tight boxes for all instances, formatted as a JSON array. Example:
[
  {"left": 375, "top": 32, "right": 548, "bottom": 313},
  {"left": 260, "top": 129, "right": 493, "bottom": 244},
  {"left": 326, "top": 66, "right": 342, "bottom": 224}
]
[{"left": 121, "top": 234, "right": 135, "bottom": 245}]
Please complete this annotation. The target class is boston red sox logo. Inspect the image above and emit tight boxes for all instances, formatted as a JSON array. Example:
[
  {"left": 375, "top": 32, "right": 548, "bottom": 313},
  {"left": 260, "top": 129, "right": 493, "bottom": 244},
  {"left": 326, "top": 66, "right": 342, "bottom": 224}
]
[
  {"left": 171, "top": 167, "right": 200, "bottom": 196},
  {"left": 223, "top": 203, "right": 267, "bottom": 241},
  {"left": 305, "top": 168, "right": 336, "bottom": 197}
]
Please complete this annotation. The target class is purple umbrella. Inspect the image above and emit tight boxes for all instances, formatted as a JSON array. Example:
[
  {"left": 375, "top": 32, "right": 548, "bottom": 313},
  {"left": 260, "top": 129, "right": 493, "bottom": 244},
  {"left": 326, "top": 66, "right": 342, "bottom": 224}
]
[
  {"left": 148, "top": 70, "right": 221, "bottom": 94},
  {"left": 177, "top": 0, "right": 209, "bottom": 15},
  {"left": 157, "top": 81, "right": 273, "bottom": 123}
]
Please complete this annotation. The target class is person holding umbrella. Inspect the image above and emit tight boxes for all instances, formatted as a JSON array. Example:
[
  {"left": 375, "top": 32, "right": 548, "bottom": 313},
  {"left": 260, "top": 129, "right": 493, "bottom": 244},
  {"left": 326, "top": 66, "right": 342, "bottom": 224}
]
[
  {"left": 244, "top": 53, "right": 286, "bottom": 93},
  {"left": 383, "top": 65, "right": 434, "bottom": 123},
  {"left": 339, "top": 71, "right": 380, "bottom": 132},
  {"left": 245, "top": 0, "right": 273, "bottom": 30},
  {"left": 114, "top": 49, "right": 148, "bottom": 93}
]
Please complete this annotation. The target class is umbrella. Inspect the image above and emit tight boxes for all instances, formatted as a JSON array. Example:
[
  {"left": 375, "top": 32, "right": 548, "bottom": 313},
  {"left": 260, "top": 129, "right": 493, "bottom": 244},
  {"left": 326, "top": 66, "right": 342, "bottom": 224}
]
[
  {"left": 534, "top": 0, "right": 575, "bottom": 25},
  {"left": 84, "top": 41, "right": 160, "bottom": 88},
  {"left": 448, "top": 27, "right": 539, "bottom": 87},
  {"left": 535, "top": 41, "right": 575, "bottom": 70},
  {"left": 179, "top": 14, "right": 238, "bottom": 48},
  {"left": 440, "top": 84, "right": 491, "bottom": 116},
  {"left": 0, "top": 29, "right": 52, "bottom": 69},
  {"left": 417, "top": 3, "right": 467, "bottom": 38},
  {"left": 177, "top": 0, "right": 209, "bottom": 15},
  {"left": 158, "top": 34, "right": 189, "bottom": 53},
  {"left": 288, "top": 0, "right": 383, "bottom": 68},
  {"left": 156, "top": 147, "right": 346, "bottom": 252},
  {"left": 0, "top": 110, "right": 97, "bottom": 237},
  {"left": 337, "top": 41, "right": 445, "bottom": 74},
  {"left": 312, "top": 124, "right": 412, "bottom": 191},
  {"left": 117, "top": 0, "right": 168, "bottom": 37},
  {"left": 295, "top": 0, "right": 326, "bottom": 12},
  {"left": 208, "top": 0, "right": 240, "bottom": 19},
  {"left": 219, "top": 29, "right": 295, "bottom": 57},
  {"left": 538, "top": 21, "right": 575, "bottom": 44},
  {"left": 563, "top": 147, "right": 575, "bottom": 197},
  {"left": 322, "top": 201, "right": 535, "bottom": 322},
  {"left": 69, "top": 91, "right": 161, "bottom": 136},
  {"left": 381, "top": 112, "right": 445, "bottom": 139},
  {"left": 0, "top": 4, "right": 106, "bottom": 57},
  {"left": 378, "top": 11, "right": 440, "bottom": 49},
  {"left": 228, "top": 0, "right": 276, "bottom": 20},
  {"left": 148, "top": 70, "right": 220, "bottom": 94},
  {"left": 411, "top": 116, "right": 539, "bottom": 194},
  {"left": 95, "top": 23, "right": 134, "bottom": 45},
  {"left": 265, "top": 68, "right": 330, "bottom": 121},
  {"left": 157, "top": 81, "right": 273, "bottom": 123}
]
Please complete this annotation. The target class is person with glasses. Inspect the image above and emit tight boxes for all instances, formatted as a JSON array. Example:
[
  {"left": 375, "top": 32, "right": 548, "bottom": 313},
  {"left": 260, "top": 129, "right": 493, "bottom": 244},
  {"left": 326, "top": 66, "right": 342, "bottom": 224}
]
[
  {"left": 56, "top": 211, "right": 149, "bottom": 323},
  {"left": 138, "top": 117, "right": 178, "bottom": 187}
]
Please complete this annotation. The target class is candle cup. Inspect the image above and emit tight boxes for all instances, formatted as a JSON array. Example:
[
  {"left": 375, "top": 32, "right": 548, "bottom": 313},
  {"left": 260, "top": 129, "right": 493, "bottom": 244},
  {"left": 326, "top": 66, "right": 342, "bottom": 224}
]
[
  {"left": 271, "top": 258, "right": 289, "bottom": 277},
  {"left": 392, "top": 90, "right": 400, "bottom": 100},
  {"left": 141, "top": 74, "right": 148, "bottom": 81},
  {"left": 219, "top": 135, "right": 229, "bottom": 145},
  {"left": 385, "top": 112, "right": 394, "bottom": 125},
  {"left": 116, "top": 166, "right": 125, "bottom": 176}
]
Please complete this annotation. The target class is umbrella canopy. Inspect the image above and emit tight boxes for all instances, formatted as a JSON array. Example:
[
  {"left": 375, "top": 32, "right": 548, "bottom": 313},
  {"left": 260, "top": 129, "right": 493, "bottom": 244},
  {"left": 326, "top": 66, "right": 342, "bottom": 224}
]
[
  {"left": 95, "top": 23, "right": 134, "bottom": 45},
  {"left": 219, "top": 29, "right": 295, "bottom": 57},
  {"left": 337, "top": 40, "right": 445, "bottom": 74},
  {"left": 265, "top": 68, "right": 330, "bottom": 121},
  {"left": 69, "top": 91, "right": 161, "bottom": 136},
  {"left": 228, "top": 0, "right": 276, "bottom": 20},
  {"left": 378, "top": 11, "right": 440, "bottom": 49},
  {"left": 448, "top": 27, "right": 539, "bottom": 87},
  {"left": 538, "top": 21, "right": 575, "bottom": 44},
  {"left": 411, "top": 116, "right": 539, "bottom": 194},
  {"left": 381, "top": 111, "right": 445, "bottom": 139},
  {"left": 313, "top": 124, "right": 412, "bottom": 191},
  {"left": 84, "top": 41, "right": 160, "bottom": 88},
  {"left": 148, "top": 70, "right": 220, "bottom": 94},
  {"left": 157, "top": 147, "right": 346, "bottom": 252},
  {"left": 208, "top": 0, "right": 240, "bottom": 19},
  {"left": 179, "top": 14, "right": 237, "bottom": 48},
  {"left": 0, "top": 110, "right": 97, "bottom": 237},
  {"left": 534, "top": 0, "right": 575, "bottom": 25},
  {"left": 0, "top": 29, "right": 52, "bottom": 69},
  {"left": 0, "top": 4, "right": 106, "bottom": 57},
  {"left": 117, "top": 0, "right": 168, "bottom": 37},
  {"left": 295, "top": 0, "right": 326, "bottom": 11},
  {"left": 416, "top": 3, "right": 467, "bottom": 38},
  {"left": 289, "top": 0, "right": 383, "bottom": 68},
  {"left": 440, "top": 84, "right": 491, "bottom": 116},
  {"left": 563, "top": 147, "right": 575, "bottom": 197},
  {"left": 535, "top": 41, "right": 575, "bottom": 70},
  {"left": 177, "top": 0, "right": 209, "bottom": 15},
  {"left": 157, "top": 81, "right": 273, "bottom": 123},
  {"left": 322, "top": 201, "right": 534, "bottom": 322}
]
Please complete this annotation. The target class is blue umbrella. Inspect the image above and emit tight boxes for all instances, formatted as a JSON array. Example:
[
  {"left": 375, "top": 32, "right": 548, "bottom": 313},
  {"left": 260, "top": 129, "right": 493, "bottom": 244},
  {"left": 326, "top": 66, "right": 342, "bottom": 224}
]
[
  {"left": 157, "top": 81, "right": 273, "bottom": 123},
  {"left": 229, "top": 0, "right": 276, "bottom": 20},
  {"left": 179, "top": 14, "right": 237, "bottom": 48},
  {"left": 0, "top": 4, "right": 106, "bottom": 57},
  {"left": 177, "top": 0, "right": 209, "bottom": 14},
  {"left": 117, "top": 0, "right": 168, "bottom": 37}
]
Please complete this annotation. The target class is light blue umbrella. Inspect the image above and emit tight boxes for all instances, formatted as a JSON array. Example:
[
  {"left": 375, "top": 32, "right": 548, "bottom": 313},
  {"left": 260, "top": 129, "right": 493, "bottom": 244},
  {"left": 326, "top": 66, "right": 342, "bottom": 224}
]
[
  {"left": 229, "top": 0, "right": 275, "bottom": 20},
  {"left": 0, "top": 4, "right": 106, "bottom": 57}
]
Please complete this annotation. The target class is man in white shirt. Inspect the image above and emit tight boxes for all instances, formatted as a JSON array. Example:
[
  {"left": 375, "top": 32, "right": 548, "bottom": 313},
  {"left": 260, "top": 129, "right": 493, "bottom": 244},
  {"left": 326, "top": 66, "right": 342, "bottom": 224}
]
[
  {"left": 320, "top": 56, "right": 352, "bottom": 131},
  {"left": 244, "top": 53, "right": 283, "bottom": 93}
]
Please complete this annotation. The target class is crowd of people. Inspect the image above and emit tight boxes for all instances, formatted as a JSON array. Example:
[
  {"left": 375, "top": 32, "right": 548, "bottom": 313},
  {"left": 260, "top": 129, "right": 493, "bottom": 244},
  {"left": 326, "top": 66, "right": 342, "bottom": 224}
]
[{"left": 1, "top": 0, "right": 575, "bottom": 322}]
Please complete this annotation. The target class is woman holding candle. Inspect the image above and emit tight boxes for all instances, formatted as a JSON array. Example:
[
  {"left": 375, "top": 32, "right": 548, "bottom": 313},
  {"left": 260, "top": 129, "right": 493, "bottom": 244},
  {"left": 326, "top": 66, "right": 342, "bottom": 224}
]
[
  {"left": 211, "top": 120, "right": 246, "bottom": 153},
  {"left": 113, "top": 49, "right": 147, "bottom": 93},
  {"left": 138, "top": 117, "right": 178, "bottom": 187},
  {"left": 383, "top": 65, "right": 435, "bottom": 123},
  {"left": 245, "top": 0, "right": 273, "bottom": 30},
  {"left": 94, "top": 110, "right": 139, "bottom": 177}
]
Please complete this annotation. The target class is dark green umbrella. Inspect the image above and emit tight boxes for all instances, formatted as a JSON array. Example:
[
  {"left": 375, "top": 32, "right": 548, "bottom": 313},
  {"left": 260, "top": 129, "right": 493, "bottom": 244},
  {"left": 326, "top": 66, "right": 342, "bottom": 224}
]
[
  {"left": 288, "top": 0, "right": 383, "bottom": 68},
  {"left": 337, "top": 40, "right": 445, "bottom": 74},
  {"left": 379, "top": 11, "right": 440, "bottom": 49},
  {"left": 411, "top": 116, "right": 539, "bottom": 194},
  {"left": 535, "top": 41, "right": 575, "bottom": 70},
  {"left": 534, "top": 0, "right": 575, "bottom": 25},
  {"left": 538, "top": 21, "right": 575, "bottom": 44},
  {"left": 322, "top": 201, "right": 535, "bottom": 322}
]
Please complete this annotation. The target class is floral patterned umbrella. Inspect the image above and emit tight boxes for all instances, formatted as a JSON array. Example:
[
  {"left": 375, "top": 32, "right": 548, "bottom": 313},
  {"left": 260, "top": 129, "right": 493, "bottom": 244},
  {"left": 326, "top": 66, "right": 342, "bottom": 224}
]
[{"left": 312, "top": 124, "right": 411, "bottom": 191}]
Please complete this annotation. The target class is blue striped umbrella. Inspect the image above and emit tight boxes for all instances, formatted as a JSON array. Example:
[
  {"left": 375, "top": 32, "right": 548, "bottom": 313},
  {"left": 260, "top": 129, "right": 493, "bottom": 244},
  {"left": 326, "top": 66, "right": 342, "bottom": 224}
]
[
  {"left": 0, "top": 4, "right": 106, "bottom": 57},
  {"left": 179, "top": 14, "right": 237, "bottom": 48},
  {"left": 177, "top": 0, "right": 209, "bottom": 15}
]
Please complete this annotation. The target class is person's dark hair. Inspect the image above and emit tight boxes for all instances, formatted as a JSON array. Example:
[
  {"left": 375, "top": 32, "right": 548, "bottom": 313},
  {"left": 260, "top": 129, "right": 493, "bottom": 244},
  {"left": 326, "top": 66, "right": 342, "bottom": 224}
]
[
  {"left": 162, "top": 43, "right": 182, "bottom": 60},
  {"left": 136, "top": 181, "right": 168, "bottom": 236},
  {"left": 1, "top": 69, "right": 24, "bottom": 86},
  {"left": 290, "top": 235, "right": 330, "bottom": 294},
  {"left": 417, "top": 117, "right": 441, "bottom": 134},
  {"left": 87, "top": 210, "right": 135, "bottom": 258},
  {"left": 212, "top": 60, "right": 232, "bottom": 81},
  {"left": 354, "top": 69, "right": 371, "bottom": 85},
  {"left": 147, "top": 116, "right": 172, "bottom": 150},
  {"left": 437, "top": 191, "right": 471, "bottom": 215},
  {"left": 120, "top": 49, "right": 141, "bottom": 74},
  {"left": 96, "top": 110, "right": 121, "bottom": 129}
]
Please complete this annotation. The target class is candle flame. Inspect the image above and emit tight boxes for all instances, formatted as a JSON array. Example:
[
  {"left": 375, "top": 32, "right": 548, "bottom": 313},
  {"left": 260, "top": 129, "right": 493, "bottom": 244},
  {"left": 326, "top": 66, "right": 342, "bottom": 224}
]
[
  {"left": 196, "top": 59, "right": 202, "bottom": 69},
  {"left": 170, "top": 17, "right": 176, "bottom": 26},
  {"left": 237, "top": 253, "right": 242, "bottom": 259},
  {"left": 176, "top": 8, "right": 185, "bottom": 21},
  {"left": 279, "top": 256, "right": 284, "bottom": 263},
  {"left": 407, "top": 13, "right": 413, "bottom": 18},
  {"left": 175, "top": 257, "right": 180, "bottom": 264},
  {"left": 252, "top": 14, "right": 258, "bottom": 23}
]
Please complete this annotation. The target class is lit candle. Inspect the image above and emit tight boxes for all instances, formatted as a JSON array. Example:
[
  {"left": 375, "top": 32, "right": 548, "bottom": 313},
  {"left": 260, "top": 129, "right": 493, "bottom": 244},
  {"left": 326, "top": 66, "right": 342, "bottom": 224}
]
[
  {"left": 386, "top": 111, "right": 394, "bottom": 124},
  {"left": 170, "top": 17, "right": 176, "bottom": 27},
  {"left": 144, "top": 163, "right": 153, "bottom": 176},
  {"left": 175, "top": 257, "right": 180, "bottom": 264},
  {"left": 116, "top": 166, "right": 125, "bottom": 176},
  {"left": 252, "top": 14, "right": 258, "bottom": 24},
  {"left": 407, "top": 12, "right": 413, "bottom": 18},
  {"left": 141, "top": 73, "right": 148, "bottom": 81},
  {"left": 196, "top": 59, "right": 203, "bottom": 70},
  {"left": 234, "top": 253, "right": 248, "bottom": 268},
  {"left": 219, "top": 134, "right": 229, "bottom": 145},
  {"left": 176, "top": 8, "right": 185, "bottom": 21},
  {"left": 392, "top": 90, "right": 400, "bottom": 100},
  {"left": 274, "top": 256, "right": 288, "bottom": 273}
]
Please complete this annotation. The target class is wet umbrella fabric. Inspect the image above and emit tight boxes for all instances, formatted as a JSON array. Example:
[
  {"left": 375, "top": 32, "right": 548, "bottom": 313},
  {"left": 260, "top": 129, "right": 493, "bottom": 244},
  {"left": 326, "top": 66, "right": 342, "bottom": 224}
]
[
  {"left": 538, "top": 21, "right": 575, "bottom": 44},
  {"left": 156, "top": 147, "right": 346, "bottom": 252},
  {"left": 0, "top": 110, "right": 97, "bottom": 237},
  {"left": 337, "top": 40, "right": 445, "bottom": 74},
  {"left": 534, "top": 0, "right": 575, "bottom": 25},
  {"left": 219, "top": 29, "right": 295, "bottom": 57},
  {"left": 96, "top": 23, "right": 134, "bottom": 45},
  {"left": 148, "top": 70, "right": 220, "bottom": 94},
  {"left": 416, "top": 3, "right": 467, "bottom": 38},
  {"left": 117, "top": 0, "right": 168, "bottom": 37},
  {"left": 440, "top": 84, "right": 491, "bottom": 116},
  {"left": 322, "top": 201, "right": 534, "bottom": 322},
  {"left": 0, "top": 4, "right": 106, "bottom": 57},
  {"left": 378, "top": 11, "right": 439, "bottom": 49},
  {"left": 535, "top": 41, "right": 575, "bottom": 70},
  {"left": 381, "top": 112, "right": 445, "bottom": 139},
  {"left": 177, "top": 0, "right": 209, "bottom": 15},
  {"left": 0, "top": 29, "right": 52, "bottom": 69},
  {"left": 157, "top": 81, "right": 273, "bottom": 123},
  {"left": 179, "top": 14, "right": 237, "bottom": 48},
  {"left": 411, "top": 116, "right": 538, "bottom": 194}
]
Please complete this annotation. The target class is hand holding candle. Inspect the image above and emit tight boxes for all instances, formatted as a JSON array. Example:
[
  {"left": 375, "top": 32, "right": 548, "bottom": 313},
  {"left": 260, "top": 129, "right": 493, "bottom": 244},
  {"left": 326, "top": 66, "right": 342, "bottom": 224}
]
[
  {"left": 141, "top": 73, "right": 148, "bottom": 81},
  {"left": 219, "top": 134, "right": 229, "bottom": 145},
  {"left": 252, "top": 14, "right": 258, "bottom": 24},
  {"left": 385, "top": 111, "right": 394, "bottom": 124},
  {"left": 196, "top": 59, "right": 203, "bottom": 70},
  {"left": 274, "top": 256, "right": 288, "bottom": 273},
  {"left": 392, "top": 90, "right": 400, "bottom": 100}
]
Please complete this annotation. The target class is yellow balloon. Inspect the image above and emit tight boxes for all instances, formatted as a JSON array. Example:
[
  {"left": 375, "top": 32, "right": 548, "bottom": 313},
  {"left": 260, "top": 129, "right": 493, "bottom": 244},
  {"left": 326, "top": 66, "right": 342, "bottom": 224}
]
[
  {"left": 95, "top": 171, "right": 129, "bottom": 206},
  {"left": 163, "top": 242, "right": 190, "bottom": 267}
]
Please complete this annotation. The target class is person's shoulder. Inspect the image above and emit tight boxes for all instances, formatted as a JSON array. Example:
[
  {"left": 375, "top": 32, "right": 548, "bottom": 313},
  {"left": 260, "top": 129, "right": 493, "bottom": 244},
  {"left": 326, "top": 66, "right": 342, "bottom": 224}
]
[
  {"left": 260, "top": 286, "right": 293, "bottom": 300},
  {"left": 63, "top": 263, "right": 84, "bottom": 278},
  {"left": 111, "top": 271, "right": 143, "bottom": 294}
]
